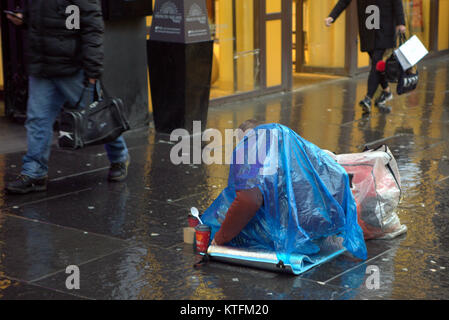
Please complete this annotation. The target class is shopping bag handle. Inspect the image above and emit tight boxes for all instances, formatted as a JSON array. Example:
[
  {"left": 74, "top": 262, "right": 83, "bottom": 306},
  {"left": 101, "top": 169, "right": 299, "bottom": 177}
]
[{"left": 395, "top": 32, "right": 407, "bottom": 47}]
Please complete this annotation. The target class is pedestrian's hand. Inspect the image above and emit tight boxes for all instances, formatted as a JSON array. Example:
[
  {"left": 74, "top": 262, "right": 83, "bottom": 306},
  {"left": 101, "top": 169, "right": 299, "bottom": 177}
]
[
  {"left": 88, "top": 78, "right": 97, "bottom": 85},
  {"left": 324, "top": 17, "right": 334, "bottom": 27},
  {"left": 396, "top": 25, "right": 406, "bottom": 34},
  {"left": 7, "top": 13, "right": 23, "bottom": 26},
  {"left": 211, "top": 238, "right": 217, "bottom": 246}
]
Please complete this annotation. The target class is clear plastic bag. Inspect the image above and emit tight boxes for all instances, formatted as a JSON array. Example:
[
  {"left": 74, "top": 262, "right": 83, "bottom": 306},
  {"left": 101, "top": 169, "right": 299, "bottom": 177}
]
[{"left": 335, "top": 145, "right": 407, "bottom": 240}]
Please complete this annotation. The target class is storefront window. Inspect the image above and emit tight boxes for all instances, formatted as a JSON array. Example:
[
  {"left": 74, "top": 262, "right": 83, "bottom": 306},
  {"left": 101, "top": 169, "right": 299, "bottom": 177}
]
[
  {"left": 207, "top": 0, "right": 261, "bottom": 99},
  {"left": 403, "top": 0, "right": 430, "bottom": 50},
  {"left": 266, "top": 0, "right": 282, "bottom": 14},
  {"left": 266, "top": 19, "right": 283, "bottom": 87},
  {"left": 301, "top": 0, "right": 346, "bottom": 68}
]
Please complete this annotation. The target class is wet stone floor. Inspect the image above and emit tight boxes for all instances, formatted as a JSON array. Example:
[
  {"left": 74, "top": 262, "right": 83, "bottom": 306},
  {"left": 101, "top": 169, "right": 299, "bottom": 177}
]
[{"left": 0, "top": 55, "right": 449, "bottom": 300}]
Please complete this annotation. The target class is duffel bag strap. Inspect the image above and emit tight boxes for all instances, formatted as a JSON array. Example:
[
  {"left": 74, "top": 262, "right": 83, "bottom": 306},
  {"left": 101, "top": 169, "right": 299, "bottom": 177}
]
[
  {"left": 73, "top": 86, "right": 87, "bottom": 108},
  {"left": 92, "top": 79, "right": 113, "bottom": 101},
  {"left": 73, "top": 80, "right": 99, "bottom": 108}
]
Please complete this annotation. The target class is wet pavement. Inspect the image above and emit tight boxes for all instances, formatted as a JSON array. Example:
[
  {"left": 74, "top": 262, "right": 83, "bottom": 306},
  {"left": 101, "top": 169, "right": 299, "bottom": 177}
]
[{"left": 1, "top": 55, "right": 449, "bottom": 300}]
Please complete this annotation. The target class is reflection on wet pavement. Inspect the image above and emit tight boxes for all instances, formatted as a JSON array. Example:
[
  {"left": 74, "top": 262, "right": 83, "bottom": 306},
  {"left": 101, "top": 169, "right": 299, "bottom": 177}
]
[{"left": 0, "top": 56, "right": 449, "bottom": 299}]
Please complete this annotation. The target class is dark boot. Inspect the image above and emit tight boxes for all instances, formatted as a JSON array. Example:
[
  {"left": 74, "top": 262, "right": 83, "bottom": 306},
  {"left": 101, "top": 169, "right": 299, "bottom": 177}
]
[
  {"left": 5, "top": 175, "right": 48, "bottom": 194},
  {"left": 375, "top": 90, "right": 393, "bottom": 106},
  {"left": 108, "top": 156, "right": 130, "bottom": 182},
  {"left": 359, "top": 96, "right": 372, "bottom": 114}
]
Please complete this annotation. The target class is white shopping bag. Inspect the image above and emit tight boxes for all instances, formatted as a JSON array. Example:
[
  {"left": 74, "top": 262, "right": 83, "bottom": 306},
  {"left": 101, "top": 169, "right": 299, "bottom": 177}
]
[{"left": 394, "top": 35, "right": 428, "bottom": 71}]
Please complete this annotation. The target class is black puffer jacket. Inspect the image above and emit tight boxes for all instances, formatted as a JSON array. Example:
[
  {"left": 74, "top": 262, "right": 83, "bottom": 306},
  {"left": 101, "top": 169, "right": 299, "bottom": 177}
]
[
  {"left": 329, "top": 0, "right": 406, "bottom": 52},
  {"left": 24, "top": 0, "right": 104, "bottom": 79}
]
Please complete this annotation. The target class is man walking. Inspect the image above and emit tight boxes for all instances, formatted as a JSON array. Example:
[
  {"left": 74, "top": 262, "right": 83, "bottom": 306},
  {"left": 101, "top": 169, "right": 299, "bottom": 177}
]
[
  {"left": 325, "top": 0, "right": 406, "bottom": 114},
  {"left": 6, "top": 0, "right": 130, "bottom": 194}
]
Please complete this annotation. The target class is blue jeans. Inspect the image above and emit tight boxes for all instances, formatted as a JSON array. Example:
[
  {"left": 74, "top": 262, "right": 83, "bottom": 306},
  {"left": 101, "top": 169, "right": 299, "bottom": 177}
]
[{"left": 22, "top": 70, "right": 129, "bottom": 179}]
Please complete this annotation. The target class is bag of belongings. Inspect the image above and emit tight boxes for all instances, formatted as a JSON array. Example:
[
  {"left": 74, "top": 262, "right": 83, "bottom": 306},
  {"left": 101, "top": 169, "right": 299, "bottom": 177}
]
[{"left": 334, "top": 145, "right": 407, "bottom": 240}]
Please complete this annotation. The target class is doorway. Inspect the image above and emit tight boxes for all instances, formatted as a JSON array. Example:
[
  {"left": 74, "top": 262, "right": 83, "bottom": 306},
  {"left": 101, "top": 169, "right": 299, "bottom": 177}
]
[{"left": 292, "top": 0, "right": 346, "bottom": 90}]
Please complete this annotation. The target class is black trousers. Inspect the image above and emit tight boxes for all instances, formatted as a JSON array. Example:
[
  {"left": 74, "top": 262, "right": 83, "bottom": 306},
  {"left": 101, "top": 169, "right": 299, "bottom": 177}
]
[{"left": 367, "top": 49, "right": 389, "bottom": 98}]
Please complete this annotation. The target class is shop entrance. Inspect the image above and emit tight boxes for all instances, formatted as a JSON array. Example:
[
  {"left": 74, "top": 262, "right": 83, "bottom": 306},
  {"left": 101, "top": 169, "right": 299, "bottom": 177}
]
[
  {"left": 208, "top": 0, "right": 292, "bottom": 104},
  {"left": 292, "top": 0, "right": 346, "bottom": 90}
]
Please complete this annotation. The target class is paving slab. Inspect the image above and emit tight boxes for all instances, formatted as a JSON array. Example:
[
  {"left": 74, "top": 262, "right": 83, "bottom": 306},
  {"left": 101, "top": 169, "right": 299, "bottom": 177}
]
[
  {"left": 35, "top": 245, "right": 353, "bottom": 300},
  {"left": 0, "top": 212, "right": 129, "bottom": 282}
]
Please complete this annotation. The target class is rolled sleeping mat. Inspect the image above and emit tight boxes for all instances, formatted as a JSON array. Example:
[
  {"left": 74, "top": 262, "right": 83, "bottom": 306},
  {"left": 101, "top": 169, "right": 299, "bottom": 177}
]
[{"left": 205, "top": 236, "right": 346, "bottom": 275}]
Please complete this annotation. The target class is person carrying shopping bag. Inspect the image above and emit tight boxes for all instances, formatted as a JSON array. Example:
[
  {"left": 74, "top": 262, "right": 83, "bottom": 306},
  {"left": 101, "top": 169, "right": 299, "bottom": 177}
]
[{"left": 325, "top": 0, "right": 406, "bottom": 114}]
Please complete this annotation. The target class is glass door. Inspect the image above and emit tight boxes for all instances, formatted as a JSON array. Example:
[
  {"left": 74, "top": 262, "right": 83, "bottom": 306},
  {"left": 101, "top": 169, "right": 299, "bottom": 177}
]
[
  {"left": 208, "top": 0, "right": 261, "bottom": 99},
  {"left": 294, "top": 0, "right": 346, "bottom": 73}
]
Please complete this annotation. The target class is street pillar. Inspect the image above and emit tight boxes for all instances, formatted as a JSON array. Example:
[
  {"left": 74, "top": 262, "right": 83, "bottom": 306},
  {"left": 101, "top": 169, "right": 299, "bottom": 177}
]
[{"left": 147, "top": 0, "right": 213, "bottom": 134}]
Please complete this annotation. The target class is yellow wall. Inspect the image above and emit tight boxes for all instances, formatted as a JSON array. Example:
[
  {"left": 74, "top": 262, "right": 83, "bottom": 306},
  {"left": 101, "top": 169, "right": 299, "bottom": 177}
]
[
  {"left": 217, "top": 0, "right": 234, "bottom": 92},
  {"left": 358, "top": 44, "right": 370, "bottom": 68},
  {"left": 438, "top": 0, "right": 449, "bottom": 50},
  {"left": 266, "top": 19, "right": 283, "bottom": 87},
  {"left": 146, "top": 16, "right": 153, "bottom": 113},
  {"left": 0, "top": 32, "right": 3, "bottom": 89}
]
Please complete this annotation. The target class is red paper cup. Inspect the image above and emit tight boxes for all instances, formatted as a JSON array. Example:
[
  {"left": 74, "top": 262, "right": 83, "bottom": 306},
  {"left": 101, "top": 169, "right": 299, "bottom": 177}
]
[
  {"left": 195, "top": 224, "right": 211, "bottom": 253},
  {"left": 188, "top": 214, "right": 199, "bottom": 228}
]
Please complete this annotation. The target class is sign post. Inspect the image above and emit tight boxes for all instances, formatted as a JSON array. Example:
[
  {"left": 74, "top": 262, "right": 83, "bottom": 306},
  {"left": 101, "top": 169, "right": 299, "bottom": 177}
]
[{"left": 147, "top": 0, "right": 213, "bottom": 134}]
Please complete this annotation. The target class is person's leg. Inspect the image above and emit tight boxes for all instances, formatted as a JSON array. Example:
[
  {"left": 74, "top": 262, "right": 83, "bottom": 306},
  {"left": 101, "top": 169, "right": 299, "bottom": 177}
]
[
  {"left": 54, "top": 71, "right": 129, "bottom": 181},
  {"left": 6, "top": 76, "right": 64, "bottom": 193},
  {"left": 22, "top": 76, "right": 64, "bottom": 178},
  {"left": 367, "top": 49, "right": 385, "bottom": 99},
  {"left": 104, "top": 138, "right": 129, "bottom": 163},
  {"left": 360, "top": 49, "right": 388, "bottom": 113},
  {"left": 380, "top": 72, "right": 389, "bottom": 91},
  {"left": 374, "top": 50, "right": 394, "bottom": 106}
]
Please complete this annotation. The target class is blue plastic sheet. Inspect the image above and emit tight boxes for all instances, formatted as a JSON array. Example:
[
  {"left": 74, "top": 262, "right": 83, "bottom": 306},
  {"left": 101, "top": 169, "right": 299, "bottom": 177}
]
[{"left": 202, "top": 124, "right": 367, "bottom": 267}]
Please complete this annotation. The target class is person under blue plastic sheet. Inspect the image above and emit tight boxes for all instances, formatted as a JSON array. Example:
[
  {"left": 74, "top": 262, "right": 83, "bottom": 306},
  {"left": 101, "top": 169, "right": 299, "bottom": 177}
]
[{"left": 202, "top": 120, "right": 368, "bottom": 265}]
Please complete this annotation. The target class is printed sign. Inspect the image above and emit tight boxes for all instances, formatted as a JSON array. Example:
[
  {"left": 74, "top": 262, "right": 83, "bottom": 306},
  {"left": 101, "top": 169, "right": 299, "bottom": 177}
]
[{"left": 149, "top": 0, "right": 211, "bottom": 43}]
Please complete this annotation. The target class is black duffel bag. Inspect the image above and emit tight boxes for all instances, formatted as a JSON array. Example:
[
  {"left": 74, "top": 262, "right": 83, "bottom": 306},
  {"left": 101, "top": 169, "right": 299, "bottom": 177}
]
[
  {"left": 397, "top": 68, "right": 419, "bottom": 95},
  {"left": 385, "top": 33, "right": 407, "bottom": 83},
  {"left": 58, "top": 81, "right": 130, "bottom": 149}
]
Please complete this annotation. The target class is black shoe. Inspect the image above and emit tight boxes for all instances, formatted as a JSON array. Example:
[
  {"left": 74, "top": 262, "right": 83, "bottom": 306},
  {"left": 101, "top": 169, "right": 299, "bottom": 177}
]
[
  {"left": 359, "top": 96, "right": 372, "bottom": 114},
  {"left": 375, "top": 91, "right": 393, "bottom": 106},
  {"left": 108, "top": 156, "right": 130, "bottom": 182},
  {"left": 5, "top": 175, "right": 48, "bottom": 194}
]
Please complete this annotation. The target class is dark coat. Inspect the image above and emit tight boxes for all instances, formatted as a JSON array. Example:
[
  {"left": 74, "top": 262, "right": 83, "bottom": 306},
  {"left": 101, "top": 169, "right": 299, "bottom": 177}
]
[
  {"left": 23, "top": 0, "right": 104, "bottom": 79},
  {"left": 329, "top": 0, "right": 406, "bottom": 52}
]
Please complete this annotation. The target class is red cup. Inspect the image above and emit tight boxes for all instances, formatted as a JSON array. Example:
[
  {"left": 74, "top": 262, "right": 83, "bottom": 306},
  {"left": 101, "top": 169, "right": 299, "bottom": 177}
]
[
  {"left": 195, "top": 224, "right": 211, "bottom": 253},
  {"left": 188, "top": 214, "right": 199, "bottom": 228}
]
